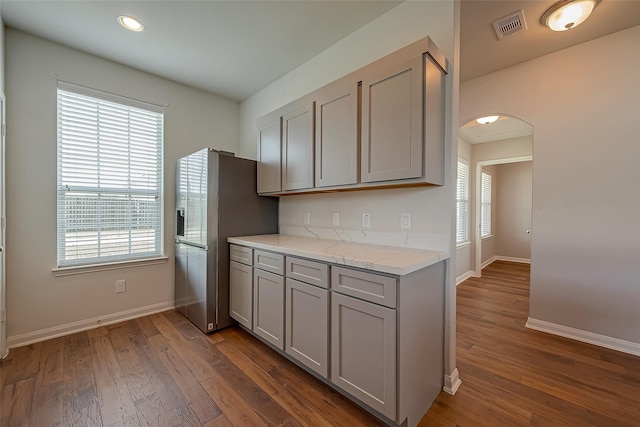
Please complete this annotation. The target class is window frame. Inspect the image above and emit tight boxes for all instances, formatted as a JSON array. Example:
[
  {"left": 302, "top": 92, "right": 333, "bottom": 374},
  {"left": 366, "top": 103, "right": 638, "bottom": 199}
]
[
  {"left": 480, "top": 170, "right": 492, "bottom": 239},
  {"left": 456, "top": 158, "right": 470, "bottom": 246},
  {"left": 55, "top": 81, "right": 165, "bottom": 270}
]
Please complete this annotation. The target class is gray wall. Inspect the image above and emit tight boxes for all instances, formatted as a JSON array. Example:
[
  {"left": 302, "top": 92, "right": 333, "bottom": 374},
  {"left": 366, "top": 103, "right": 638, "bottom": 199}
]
[
  {"left": 461, "top": 25, "right": 640, "bottom": 346},
  {"left": 5, "top": 29, "right": 240, "bottom": 343}
]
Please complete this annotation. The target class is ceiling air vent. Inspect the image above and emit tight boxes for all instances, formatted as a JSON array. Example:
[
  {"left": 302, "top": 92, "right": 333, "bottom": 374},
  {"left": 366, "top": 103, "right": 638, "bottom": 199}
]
[{"left": 493, "top": 9, "right": 528, "bottom": 40}]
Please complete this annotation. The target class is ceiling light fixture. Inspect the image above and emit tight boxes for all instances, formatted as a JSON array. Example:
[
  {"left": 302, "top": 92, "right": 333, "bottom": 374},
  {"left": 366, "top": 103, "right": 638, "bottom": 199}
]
[
  {"left": 118, "top": 15, "right": 144, "bottom": 32},
  {"left": 476, "top": 115, "right": 500, "bottom": 125},
  {"left": 541, "top": 0, "right": 598, "bottom": 32}
]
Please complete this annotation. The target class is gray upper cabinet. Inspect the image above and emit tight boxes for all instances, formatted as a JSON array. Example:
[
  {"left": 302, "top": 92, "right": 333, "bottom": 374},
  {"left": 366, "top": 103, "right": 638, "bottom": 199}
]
[
  {"left": 282, "top": 102, "right": 315, "bottom": 191},
  {"left": 361, "top": 55, "right": 423, "bottom": 183},
  {"left": 315, "top": 78, "right": 359, "bottom": 187},
  {"left": 257, "top": 117, "right": 282, "bottom": 194},
  {"left": 256, "top": 37, "right": 447, "bottom": 196}
]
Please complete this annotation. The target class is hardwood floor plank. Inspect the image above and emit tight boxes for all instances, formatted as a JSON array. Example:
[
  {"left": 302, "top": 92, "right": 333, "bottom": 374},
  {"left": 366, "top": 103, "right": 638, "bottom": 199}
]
[
  {"left": 87, "top": 327, "right": 137, "bottom": 426},
  {"left": 30, "top": 381, "right": 64, "bottom": 427},
  {"left": 0, "top": 383, "right": 14, "bottom": 426},
  {"left": 2, "top": 343, "right": 41, "bottom": 385},
  {"left": 124, "top": 320, "right": 200, "bottom": 422},
  {"left": 133, "top": 392, "right": 168, "bottom": 427},
  {"left": 150, "top": 312, "right": 301, "bottom": 426},
  {"left": 214, "top": 334, "right": 334, "bottom": 427},
  {"left": 107, "top": 324, "right": 155, "bottom": 401},
  {"left": 34, "top": 336, "right": 64, "bottom": 389},
  {"left": 147, "top": 333, "right": 221, "bottom": 424},
  {"left": 222, "top": 326, "right": 384, "bottom": 426},
  {"left": 62, "top": 332, "right": 102, "bottom": 426},
  {"left": 4, "top": 377, "right": 35, "bottom": 427}
]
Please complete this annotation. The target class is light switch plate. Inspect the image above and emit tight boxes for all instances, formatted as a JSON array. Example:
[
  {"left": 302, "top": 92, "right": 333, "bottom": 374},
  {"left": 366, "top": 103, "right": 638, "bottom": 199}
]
[
  {"left": 400, "top": 212, "right": 412, "bottom": 230},
  {"left": 304, "top": 212, "right": 311, "bottom": 225},
  {"left": 332, "top": 212, "right": 340, "bottom": 226},
  {"left": 362, "top": 213, "right": 371, "bottom": 228}
]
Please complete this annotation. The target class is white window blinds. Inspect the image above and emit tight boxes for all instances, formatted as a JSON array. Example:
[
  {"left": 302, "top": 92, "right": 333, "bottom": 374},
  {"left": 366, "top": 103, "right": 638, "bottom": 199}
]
[
  {"left": 481, "top": 171, "right": 492, "bottom": 238},
  {"left": 456, "top": 159, "right": 469, "bottom": 244},
  {"left": 57, "top": 83, "right": 164, "bottom": 267}
]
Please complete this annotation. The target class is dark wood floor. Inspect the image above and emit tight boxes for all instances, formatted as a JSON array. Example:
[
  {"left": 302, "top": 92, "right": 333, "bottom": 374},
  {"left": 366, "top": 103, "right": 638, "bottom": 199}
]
[
  {"left": 421, "top": 261, "right": 640, "bottom": 426},
  {"left": 1, "top": 261, "right": 639, "bottom": 426}
]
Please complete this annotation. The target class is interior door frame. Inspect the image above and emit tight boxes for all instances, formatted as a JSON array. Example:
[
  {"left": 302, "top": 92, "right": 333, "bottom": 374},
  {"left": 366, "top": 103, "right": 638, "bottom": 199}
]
[
  {"left": 474, "top": 155, "right": 532, "bottom": 277},
  {"left": 0, "top": 92, "right": 7, "bottom": 359}
]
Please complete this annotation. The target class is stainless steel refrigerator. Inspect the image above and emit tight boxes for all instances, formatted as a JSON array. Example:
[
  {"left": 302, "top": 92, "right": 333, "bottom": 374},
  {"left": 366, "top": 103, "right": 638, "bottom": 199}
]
[{"left": 175, "top": 148, "right": 278, "bottom": 333}]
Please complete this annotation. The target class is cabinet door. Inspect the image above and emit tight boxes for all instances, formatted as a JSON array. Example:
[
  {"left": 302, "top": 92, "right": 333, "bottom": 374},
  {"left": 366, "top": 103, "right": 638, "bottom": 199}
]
[
  {"left": 285, "top": 278, "right": 329, "bottom": 378},
  {"left": 253, "top": 269, "right": 285, "bottom": 349},
  {"left": 361, "top": 55, "right": 423, "bottom": 183},
  {"left": 257, "top": 118, "right": 282, "bottom": 194},
  {"left": 315, "top": 79, "right": 358, "bottom": 187},
  {"left": 331, "top": 292, "right": 396, "bottom": 420},
  {"left": 230, "top": 261, "right": 253, "bottom": 329},
  {"left": 282, "top": 103, "right": 314, "bottom": 191}
]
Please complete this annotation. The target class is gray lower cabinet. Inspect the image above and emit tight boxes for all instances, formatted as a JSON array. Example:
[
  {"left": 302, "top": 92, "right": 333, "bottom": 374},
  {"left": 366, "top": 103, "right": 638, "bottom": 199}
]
[
  {"left": 253, "top": 268, "right": 285, "bottom": 350},
  {"left": 229, "top": 243, "right": 445, "bottom": 427},
  {"left": 285, "top": 278, "right": 329, "bottom": 377},
  {"left": 229, "top": 260, "right": 253, "bottom": 329},
  {"left": 331, "top": 292, "right": 397, "bottom": 420}
]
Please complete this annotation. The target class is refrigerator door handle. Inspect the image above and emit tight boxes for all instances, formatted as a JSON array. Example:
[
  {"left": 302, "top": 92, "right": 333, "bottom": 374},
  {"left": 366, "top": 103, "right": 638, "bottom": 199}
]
[
  {"left": 176, "top": 240, "right": 208, "bottom": 251},
  {"left": 176, "top": 208, "right": 185, "bottom": 237}
]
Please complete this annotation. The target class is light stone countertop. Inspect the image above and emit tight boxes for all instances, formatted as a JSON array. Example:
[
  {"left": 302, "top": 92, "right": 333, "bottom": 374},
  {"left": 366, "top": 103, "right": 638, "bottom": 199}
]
[{"left": 227, "top": 234, "right": 449, "bottom": 276}]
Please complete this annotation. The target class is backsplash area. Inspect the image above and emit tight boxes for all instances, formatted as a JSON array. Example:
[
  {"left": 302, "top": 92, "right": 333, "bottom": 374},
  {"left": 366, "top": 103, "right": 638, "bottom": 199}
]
[{"left": 277, "top": 187, "right": 451, "bottom": 253}]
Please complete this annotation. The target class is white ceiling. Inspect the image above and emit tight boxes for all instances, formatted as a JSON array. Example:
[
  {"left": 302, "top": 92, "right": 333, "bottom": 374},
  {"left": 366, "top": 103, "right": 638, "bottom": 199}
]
[
  {"left": 461, "top": 0, "right": 640, "bottom": 82},
  {"left": 1, "top": 0, "right": 639, "bottom": 102},
  {"left": 459, "top": 116, "right": 533, "bottom": 144},
  {"left": 0, "top": 0, "right": 401, "bottom": 101}
]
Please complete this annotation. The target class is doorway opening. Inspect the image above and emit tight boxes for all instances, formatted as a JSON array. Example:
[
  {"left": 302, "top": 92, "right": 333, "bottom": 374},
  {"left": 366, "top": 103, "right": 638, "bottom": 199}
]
[{"left": 456, "top": 114, "right": 533, "bottom": 281}]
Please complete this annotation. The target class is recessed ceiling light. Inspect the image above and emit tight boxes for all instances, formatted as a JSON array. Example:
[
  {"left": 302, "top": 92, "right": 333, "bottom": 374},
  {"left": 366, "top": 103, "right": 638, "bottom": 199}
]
[
  {"left": 476, "top": 116, "right": 500, "bottom": 125},
  {"left": 118, "top": 15, "right": 144, "bottom": 32},
  {"left": 541, "top": 0, "right": 598, "bottom": 32}
]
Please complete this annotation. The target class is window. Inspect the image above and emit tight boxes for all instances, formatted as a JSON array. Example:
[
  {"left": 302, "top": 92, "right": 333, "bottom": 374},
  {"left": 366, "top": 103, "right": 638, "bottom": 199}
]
[
  {"left": 456, "top": 159, "right": 469, "bottom": 245},
  {"left": 481, "top": 171, "right": 492, "bottom": 238},
  {"left": 57, "top": 82, "right": 164, "bottom": 267}
]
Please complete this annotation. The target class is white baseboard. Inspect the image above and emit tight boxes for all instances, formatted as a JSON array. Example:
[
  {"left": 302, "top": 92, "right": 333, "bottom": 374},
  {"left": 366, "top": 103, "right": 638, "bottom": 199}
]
[
  {"left": 526, "top": 317, "right": 640, "bottom": 357},
  {"left": 443, "top": 368, "right": 462, "bottom": 395},
  {"left": 456, "top": 270, "right": 476, "bottom": 286},
  {"left": 7, "top": 301, "right": 174, "bottom": 349},
  {"left": 482, "top": 255, "right": 531, "bottom": 269}
]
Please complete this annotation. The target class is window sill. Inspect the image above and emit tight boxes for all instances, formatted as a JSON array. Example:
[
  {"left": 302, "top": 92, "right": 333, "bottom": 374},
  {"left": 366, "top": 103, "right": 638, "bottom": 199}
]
[
  {"left": 481, "top": 235, "right": 494, "bottom": 240},
  {"left": 456, "top": 241, "right": 471, "bottom": 249},
  {"left": 52, "top": 256, "right": 169, "bottom": 277}
]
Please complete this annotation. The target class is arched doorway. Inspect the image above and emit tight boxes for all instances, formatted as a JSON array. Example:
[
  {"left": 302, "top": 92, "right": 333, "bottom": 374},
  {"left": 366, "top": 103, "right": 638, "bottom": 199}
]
[{"left": 456, "top": 114, "right": 533, "bottom": 279}]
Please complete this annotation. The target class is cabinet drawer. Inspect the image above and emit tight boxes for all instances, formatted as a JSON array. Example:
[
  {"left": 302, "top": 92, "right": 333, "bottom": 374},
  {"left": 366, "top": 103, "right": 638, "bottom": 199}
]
[
  {"left": 254, "top": 250, "right": 285, "bottom": 275},
  {"left": 331, "top": 266, "right": 397, "bottom": 308},
  {"left": 286, "top": 256, "right": 329, "bottom": 288},
  {"left": 230, "top": 244, "right": 253, "bottom": 266}
]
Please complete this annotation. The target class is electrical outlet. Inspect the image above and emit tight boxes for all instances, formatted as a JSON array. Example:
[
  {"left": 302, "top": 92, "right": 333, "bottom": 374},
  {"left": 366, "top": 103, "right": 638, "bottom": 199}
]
[
  {"left": 115, "top": 279, "right": 126, "bottom": 294},
  {"left": 362, "top": 213, "right": 371, "bottom": 228},
  {"left": 332, "top": 212, "right": 340, "bottom": 226},
  {"left": 304, "top": 212, "right": 311, "bottom": 225},
  {"left": 400, "top": 212, "right": 412, "bottom": 230}
]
